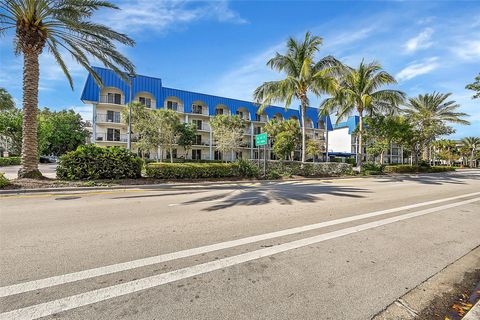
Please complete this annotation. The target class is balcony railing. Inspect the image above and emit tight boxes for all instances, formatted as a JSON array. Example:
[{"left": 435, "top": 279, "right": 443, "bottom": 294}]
[
  {"left": 253, "top": 115, "right": 268, "bottom": 122},
  {"left": 96, "top": 113, "right": 121, "bottom": 123},
  {"left": 99, "top": 95, "right": 124, "bottom": 105},
  {"left": 95, "top": 133, "right": 138, "bottom": 143},
  {"left": 193, "top": 123, "right": 210, "bottom": 131}
]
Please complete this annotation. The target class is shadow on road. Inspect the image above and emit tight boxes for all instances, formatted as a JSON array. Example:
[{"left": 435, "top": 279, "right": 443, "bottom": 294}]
[
  {"left": 116, "top": 181, "right": 369, "bottom": 212},
  {"left": 373, "top": 170, "right": 480, "bottom": 185}
]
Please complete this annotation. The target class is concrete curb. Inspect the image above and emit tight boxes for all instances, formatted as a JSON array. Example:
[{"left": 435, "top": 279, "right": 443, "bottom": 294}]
[
  {"left": 372, "top": 246, "right": 480, "bottom": 320},
  {"left": 463, "top": 300, "right": 480, "bottom": 320}
]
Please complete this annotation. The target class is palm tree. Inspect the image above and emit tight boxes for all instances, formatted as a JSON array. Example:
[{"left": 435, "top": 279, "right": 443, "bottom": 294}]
[
  {"left": 403, "top": 92, "right": 469, "bottom": 162},
  {"left": 320, "top": 60, "right": 405, "bottom": 168},
  {"left": 461, "top": 137, "right": 480, "bottom": 168},
  {"left": 1, "top": 0, "right": 135, "bottom": 178},
  {"left": 253, "top": 32, "right": 340, "bottom": 163}
]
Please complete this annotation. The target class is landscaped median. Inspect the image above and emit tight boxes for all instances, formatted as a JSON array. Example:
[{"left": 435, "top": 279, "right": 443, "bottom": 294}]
[{"left": 0, "top": 157, "right": 21, "bottom": 166}]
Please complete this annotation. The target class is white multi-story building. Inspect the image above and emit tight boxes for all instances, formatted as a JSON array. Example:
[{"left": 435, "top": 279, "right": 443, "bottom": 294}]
[{"left": 81, "top": 67, "right": 332, "bottom": 161}]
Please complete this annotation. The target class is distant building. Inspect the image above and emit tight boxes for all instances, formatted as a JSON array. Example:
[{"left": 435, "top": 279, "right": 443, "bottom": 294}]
[
  {"left": 328, "top": 116, "right": 404, "bottom": 164},
  {"left": 81, "top": 67, "right": 333, "bottom": 161}
]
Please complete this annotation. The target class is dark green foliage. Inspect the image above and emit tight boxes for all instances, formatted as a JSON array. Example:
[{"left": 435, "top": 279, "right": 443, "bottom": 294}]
[
  {"left": 345, "top": 157, "right": 356, "bottom": 166},
  {"left": 361, "top": 162, "right": 384, "bottom": 175},
  {"left": 0, "top": 109, "right": 23, "bottom": 155},
  {"left": 145, "top": 162, "right": 242, "bottom": 179},
  {"left": 0, "top": 157, "right": 21, "bottom": 166},
  {"left": 0, "top": 173, "right": 10, "bottom": 188},
  {"left": 0, "top": 88, "right": 15, "bottom": 111},
  {"left": 265, "top": 161, "right": 352, "bottom": 178},
  {"left": 236, "top": 159, "right": 260, "bottom": 178},
  {"left": 383, "top": 165, "right": 455, "bottom": 173},
  {"left": 38, "top": 109, "right": 90, "bottom": 156},
  {"left": 57, "top": 145, "right": 142, "bottom": 180}
]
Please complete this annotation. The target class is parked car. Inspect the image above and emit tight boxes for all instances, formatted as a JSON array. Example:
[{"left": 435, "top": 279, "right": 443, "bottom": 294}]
[{"left": 39, "top": 155, "right": 58, "bottom": 163}]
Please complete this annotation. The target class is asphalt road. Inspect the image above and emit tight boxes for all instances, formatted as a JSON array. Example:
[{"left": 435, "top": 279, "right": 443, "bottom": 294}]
[{"left": 1, "top": 170, "right": 479, "bottom": 319}]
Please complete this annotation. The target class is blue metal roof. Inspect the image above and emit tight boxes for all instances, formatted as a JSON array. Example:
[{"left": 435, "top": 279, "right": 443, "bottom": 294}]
[
  {"left": 81, "top": 67, "right": 333, "bottom": 130},
  {"left": 332, "top": 116, "right": 359, "bottom": 134}
]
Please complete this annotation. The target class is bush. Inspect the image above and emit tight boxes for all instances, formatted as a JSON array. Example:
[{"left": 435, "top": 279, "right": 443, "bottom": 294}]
[
  {"left": 0, "top": 173, "right": 10, "bottom": 188},
  {"left": 145, "top": 162, "right": 241, "bottom": 179},
  {"left": 57, "top": 145, "right": 142, "bottom": 180},
  {"left": 383, "top": 165, "right": 455, "bottom": 174},
  {"left": 236, "top": 159, "right": 260, "bottom": 178},
  {"left": 361, "top": 162, "right": 384, "bottom": 175},
  {"left": 265, "top": 161, "right": 352, "bottom": 178},
  {"left": 0, "top": 157, "right": 21, "bottom": 166}
]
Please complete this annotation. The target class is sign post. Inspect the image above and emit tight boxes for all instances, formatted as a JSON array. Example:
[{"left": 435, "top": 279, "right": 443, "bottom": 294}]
[{"left": 255, "top": 133, "right": 268, "bottom": 176}]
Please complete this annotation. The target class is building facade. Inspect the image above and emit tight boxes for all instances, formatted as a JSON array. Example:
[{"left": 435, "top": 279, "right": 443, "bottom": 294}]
[
  {"left": 81, "top": 67, "right": 333, "bottom": 161},
  {"left": 328, "top": 116, "right": 404, "bottom": 164}
]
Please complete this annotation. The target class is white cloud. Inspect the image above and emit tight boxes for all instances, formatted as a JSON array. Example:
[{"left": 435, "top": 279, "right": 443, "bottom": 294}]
[
  {"left": 455, "top": 40, "right": 480, "bottom": 61},
  {"left": 103, "top": 0, "right": 246, "bottom": 34},
  {"left": 404, "top": 28, "right": 434, "bottom": 53},
  {"left": 396, "top": 57, "right": 439, "bottom": 81},
  {"left": 70, "top": 105, "right": 93, "bottom": 122}
]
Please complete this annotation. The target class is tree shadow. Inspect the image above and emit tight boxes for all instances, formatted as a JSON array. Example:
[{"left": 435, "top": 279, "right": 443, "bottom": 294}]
[
  {"left": 373, "top": 170, "right": 480, "bottom": 185},
  {"left": 175, "top": 181, "right": 369, "bottom": 212}
]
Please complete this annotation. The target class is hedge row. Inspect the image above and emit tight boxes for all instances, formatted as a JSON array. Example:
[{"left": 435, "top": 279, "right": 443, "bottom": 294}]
[
  {"left": 383, "top": 165, "right": 455, "bottom": 173},
  {"left": 265, "top": 161, "right": 353, "bottom": 178},
  {"left": 146, "top": 162, "right": 242, "bottom": 179},
  {"left": 57, "top": 145, "right": 142, "bottom": 180},
  {"left": 0, "top": 157, "right": 21, "bottom": 166}
]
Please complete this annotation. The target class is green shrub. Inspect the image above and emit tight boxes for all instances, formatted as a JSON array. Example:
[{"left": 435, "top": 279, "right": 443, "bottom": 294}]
[
  {"left": 383, "top": 165, "right": 455, "bottom": 174},
  {"left": 0, "top": 173, "right": 10, "bottom": 188},
  {"left": 0, "top": 157, "right": 21, "bottom": 166},
  {"left": 361, "top": 162, "right": 384, "bottom": 175},
  {"left": 236, "top": 159, "right": 260, "bottom": 178},
  {"left": 266, "top": 161, "right": 352, "bottom": 177},
  {"left": 145, "top": 162, "right": 241, "bottom": 179},
  {"left": 57, "top": 145, "right": 142, "bottom": 180},
  {"left": 345, "top": 157, "right": 356, "bottom": 166}
]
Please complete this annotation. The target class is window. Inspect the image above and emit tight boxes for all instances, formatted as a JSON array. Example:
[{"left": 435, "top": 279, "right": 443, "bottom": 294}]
[
  {"left": 236, "top": 111, "right": 244, "bottom": 119},
  {"left": 167, "top": 100, "right": 178, "bottom": 111},
  {"left": 107, "top": 128, "right": 120, "bottom": 141},
  {"left": 192, "top": 119, "right": 202, "bottom": 130},
  {"left": 254, "top": 127, "right": 262, "bottom": 135},
  {"left": 107, "top": 110, "right": 120, "bottom": 123},
  {"left": 214, "top": 150, "right": 222, "bottom": 161},
  {"left": 192, "top": 149, "right": 201, "bottom": 160},
  {"left": 107, "top": 93, "right": 121, "bottom": 104},
  {"left": 235, "top": 152, "right": 243, "bottom": 160},
  {"left": 139, "top": 97, "right": 152, "bottom": 108},
  {"left": 216, "top": 108, "right": 224, "bottom": 115},
  {"left": 194, "top": 135, "right": 202, "bottom": 145},
  {"left": 255, "top": 114, "right": 261, "bottom": 122},
  {"left": 254, "top": 151, "right": 259, "bottom": 159},
  {"left": 318, "top": 120, "right": 325, "bottom": 129},
  {"left": 192, "top": 104, "right": 203, "bottom": 114},
  {"left": 166, "top": 149, "right": 177, "bottom": 159}
]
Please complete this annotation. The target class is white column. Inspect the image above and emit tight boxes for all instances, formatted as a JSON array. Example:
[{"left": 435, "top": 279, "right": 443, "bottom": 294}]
[
  {"left": 209, "top": 128, "right": 213, "bottom": 160},
  {"left": 250, "top": 122, "right": 254, "bottom": 159},
  {"left": 92, "top": 104, "right": 97, "bottom": 143}
]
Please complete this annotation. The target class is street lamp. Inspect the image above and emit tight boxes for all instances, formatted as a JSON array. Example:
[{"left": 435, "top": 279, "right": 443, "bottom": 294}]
[{"left": 127, "top": 72, "right": 136, "bottom": 150}]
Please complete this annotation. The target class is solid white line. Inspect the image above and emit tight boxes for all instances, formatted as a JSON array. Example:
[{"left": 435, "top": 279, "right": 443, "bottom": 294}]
[
  {"left": 1, "top": 191, "right": 479, "bottom": 298},
  {"left": 1, "top": 197, "right": 478, "bottom": 320}
]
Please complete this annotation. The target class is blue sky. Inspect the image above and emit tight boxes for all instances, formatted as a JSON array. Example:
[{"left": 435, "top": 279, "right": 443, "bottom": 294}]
[{"left": 1, "top": 0, "right": 479, "bottom": 138}]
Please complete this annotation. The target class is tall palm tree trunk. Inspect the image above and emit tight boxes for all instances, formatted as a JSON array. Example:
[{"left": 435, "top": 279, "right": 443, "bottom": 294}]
[
  {"left": 357, "top": 112, "right": 364, "bottom": 168},
  {"left": 300, "top": 102, "right": 306, "bottom": 163},
  {"left": 18, "top": 52, "right": 42, "bottom": 179}
]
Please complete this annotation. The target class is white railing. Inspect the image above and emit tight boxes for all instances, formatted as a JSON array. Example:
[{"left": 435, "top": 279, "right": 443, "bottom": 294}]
[
  {"left": 99, "top": 95, "right": 124, "bottom": 105},
  {"left": 96, "top": 113, "right": 121, "bottom": 123}
]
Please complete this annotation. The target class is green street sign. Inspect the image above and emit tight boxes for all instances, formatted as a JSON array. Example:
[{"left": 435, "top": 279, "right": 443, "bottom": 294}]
[{"left": 255, "top": 133, "right": 267, "bottom": 146}]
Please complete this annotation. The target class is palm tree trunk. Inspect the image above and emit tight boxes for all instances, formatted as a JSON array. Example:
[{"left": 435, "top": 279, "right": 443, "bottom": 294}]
[
  {"left": 170, "top": 146, "right": 173, "bottom": 163},
  {"left": 300, "top": 102, "right": 306, "bottom": 163},
  {"left": 357, "top": 112, "right": 364, "bottom": 168},
  {"left": 18, "top": 52, "right": 42, "bottom": 179}
]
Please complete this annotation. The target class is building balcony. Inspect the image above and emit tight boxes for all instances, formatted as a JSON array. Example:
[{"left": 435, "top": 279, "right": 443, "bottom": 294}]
[
  {"left": 99, "top": 95, "right": 125, "bottom": 105},
  {"left": 96, "top": 113, "right": 122, "bottom": 124},
  {"left": 95, "top": 133, "right": 139, "bottom": 143},
  {"left": 193, "top": 124, "right": 211, "bottom": 132},
  {"left": 252, "top": 115, "right": 268, "bottom": 123}
]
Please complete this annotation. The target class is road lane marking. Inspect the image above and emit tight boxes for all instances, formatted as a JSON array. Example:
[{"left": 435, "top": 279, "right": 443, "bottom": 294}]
[
  {"left": 1, "top": 191, "right": 479, "bottom": 298},
  {"left": 1, "top": 197, "right": 478, "bottom": 320}
]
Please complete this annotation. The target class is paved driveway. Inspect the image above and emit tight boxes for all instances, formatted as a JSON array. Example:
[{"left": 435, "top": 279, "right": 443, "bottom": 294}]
[{"left": 0, "top": 163, "right": 57, "bottom": 179}]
